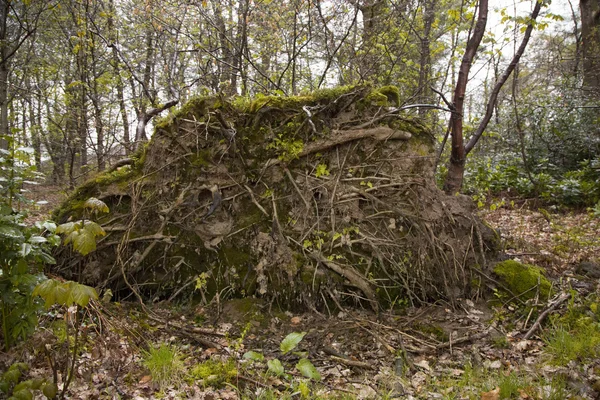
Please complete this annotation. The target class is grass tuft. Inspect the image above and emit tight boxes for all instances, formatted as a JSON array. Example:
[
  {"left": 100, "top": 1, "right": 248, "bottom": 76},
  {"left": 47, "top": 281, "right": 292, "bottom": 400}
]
[{"left": 141, "top": 343, "right": 186, "bottom": 389}]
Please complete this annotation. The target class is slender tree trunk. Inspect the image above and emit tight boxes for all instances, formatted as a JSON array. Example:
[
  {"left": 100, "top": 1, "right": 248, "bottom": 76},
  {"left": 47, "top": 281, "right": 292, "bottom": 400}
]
[
  {"left": 108, "top": 0, "right": 130, "bottom": 154},
  {"left": 580, "top": 0, "right": 600, "bottom": 92},
  {"left": 28, "top": 97, "right": 41, "bottom": 169},
  {"left": 0, "top": 0, "right": 9, "bottom": 150},
  {"left": 418, "top": 0, "right": 435, "bottom": 116},
  {"left": 444, "top": 0, "right": 543, "bottom": 194},
  {"left": 443, "top": 0, "right": 489, "bottom": 194}
]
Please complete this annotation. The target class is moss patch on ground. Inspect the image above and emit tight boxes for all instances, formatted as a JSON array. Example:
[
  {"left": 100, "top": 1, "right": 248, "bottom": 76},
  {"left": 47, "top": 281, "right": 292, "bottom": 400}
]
[{"left": 493, "top": 260, "right": 552, "bottom": 300}]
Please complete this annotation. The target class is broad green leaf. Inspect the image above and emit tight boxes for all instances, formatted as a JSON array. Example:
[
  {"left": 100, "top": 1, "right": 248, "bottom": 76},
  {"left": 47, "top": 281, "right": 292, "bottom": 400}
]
[
  {"left": 56, "top": 221, "right": 79, "bottom": 235},
  {"left": 72, "top": 229, "right": 98, "bottom": 255},
  {"left": 42, "top": 221, "right": 57, "bottom": 232},
  {"left": 82, "top": 221, "right": 106, "bottom": 237},
  {"left": 63, "top": 230, "right": 80, "bottom": 246},
  {"left": 33, "top": 279, "right": 68, "bottom": 309},
  {"left": 267, "top": 359, "right": 284, "bottom": 376},
  {"left": 0, "top": 225, "right": 23, "bottom": 239},
  {"left": 280, "top": 331, "right": 306, "bottom": 354},
  {"left": 296, "top": 358, "right": 321, "bottom": 380},
  {"left": 243, "top": 351, "right": 265, "bottom": 361},
  {"left": 33, "top": 279, "right": 97, "bottom": 308},
  {"left": 29, "top": 236, "right": 47, "bottom": 244},
  {"left": 65, "top": 281, "right": 98, "bottom": 308},
  {"left": 38, "top": 252, "right": 56, "bottom": 265},
  {"left": 83, "top": 197, "right": 109, "bottom": 213},
  {"left": 19, "top": 243, "right": 32, "bottom": 257}
]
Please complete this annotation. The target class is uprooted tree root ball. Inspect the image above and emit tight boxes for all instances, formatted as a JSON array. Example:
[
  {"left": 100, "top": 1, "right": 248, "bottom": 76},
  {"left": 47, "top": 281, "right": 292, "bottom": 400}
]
[{"left": 52, "top": 86, "right": 498, "bottom": 310}]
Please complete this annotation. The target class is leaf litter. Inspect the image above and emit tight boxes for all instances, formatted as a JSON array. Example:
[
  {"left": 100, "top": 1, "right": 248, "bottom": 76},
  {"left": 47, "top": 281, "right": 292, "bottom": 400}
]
[{"left": 1, "top": 204, "right": 599, "bottom": 399}]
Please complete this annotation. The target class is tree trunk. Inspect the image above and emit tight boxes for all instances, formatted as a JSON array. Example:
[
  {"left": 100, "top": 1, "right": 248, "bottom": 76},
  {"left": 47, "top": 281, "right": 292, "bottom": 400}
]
[
  {"left": 0, "top": 0, "right": 9, "bottom": 150},
  {"left": 418, "top": 0, "right": 435, "bottom": 117},
  {"left": 580, "top": 0, "right": 600, "bottom": 92},
  {"left": 443, "top": 0, "right": 489, "bottom": 194},
  {"left": 108, "top": 0, "right": 130, "bottom": 154}
]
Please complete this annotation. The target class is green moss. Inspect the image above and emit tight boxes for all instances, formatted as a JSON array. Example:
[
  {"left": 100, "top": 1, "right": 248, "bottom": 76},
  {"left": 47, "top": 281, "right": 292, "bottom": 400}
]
[
  {"left": 248, "top": 85, "right": 363, "bottom": 113},
  {"left": 364, "top": 90, "right": 389, "bottom": 106},
  {"left": 219, "top": 245, "right": 250, "bottom": 267},
  {"left": 189, "top": 358, "right": 238, "bottom": 388},
  {"left": 53, "top": 167, "right": 136, "bottom": 222},
  {"left": 493, "top": 260, "right": 552, "bottom": 300},
  {"left": 363, "top": 85, "right": 401, "bottom": 107},
  {"left": 377, "top": 85, "right": 401, "bottom": 106}
]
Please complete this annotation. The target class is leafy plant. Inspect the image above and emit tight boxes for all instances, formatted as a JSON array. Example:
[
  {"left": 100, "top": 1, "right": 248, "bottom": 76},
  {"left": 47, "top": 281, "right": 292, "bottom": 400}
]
[
  {"left": 55, "top": 197, "right": 108, "bottom": 256},
  {"left": 243, "top": 331, "right": 321, "bottom": 382},
  {"left": 0, "top": 139, "right": 61, "bottom": 350},
  {"left": 142, "top": 343, "right": 187, "bottom": 389},
  {"left": 33, "top": 278, "right": 98, "bottom": 399},
  {"left": 0, "top": 362, "right": 58, "bottom": 399}
]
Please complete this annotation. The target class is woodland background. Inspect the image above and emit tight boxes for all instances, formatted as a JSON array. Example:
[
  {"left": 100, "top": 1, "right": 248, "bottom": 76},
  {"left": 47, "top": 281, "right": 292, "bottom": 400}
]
[{"left": 0, "top": 0, "right": 598, "bottom": 200}]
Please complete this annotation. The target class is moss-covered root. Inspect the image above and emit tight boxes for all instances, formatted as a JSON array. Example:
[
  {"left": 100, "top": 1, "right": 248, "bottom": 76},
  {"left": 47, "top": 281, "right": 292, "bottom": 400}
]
[{"left": 493, "top": 260, "right": 552, "bottom": 301}]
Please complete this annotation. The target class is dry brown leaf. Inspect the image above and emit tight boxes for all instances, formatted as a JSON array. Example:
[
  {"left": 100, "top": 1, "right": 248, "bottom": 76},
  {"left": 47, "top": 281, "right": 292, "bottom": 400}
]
[
  {"left": 139, "top": 375, "right": 152, "bottom": 384},
  {"left": 481, "top": 386, "right": 500, "bottom": 400}
]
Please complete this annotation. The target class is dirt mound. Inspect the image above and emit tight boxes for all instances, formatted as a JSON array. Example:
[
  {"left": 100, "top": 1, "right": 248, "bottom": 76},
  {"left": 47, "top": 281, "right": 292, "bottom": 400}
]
[{"left": 53, "top": 86, "right": 497, "bottom": 309}]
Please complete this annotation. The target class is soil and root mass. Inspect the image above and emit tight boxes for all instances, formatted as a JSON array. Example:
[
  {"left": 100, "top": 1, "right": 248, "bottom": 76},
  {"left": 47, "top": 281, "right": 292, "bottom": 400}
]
[{"left": 53, "top": 86, "right": 497, "bottom": 309}]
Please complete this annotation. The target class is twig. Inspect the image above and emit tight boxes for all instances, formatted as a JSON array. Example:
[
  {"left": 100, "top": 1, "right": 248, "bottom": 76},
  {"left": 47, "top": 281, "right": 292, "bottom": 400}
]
[
  {"left": 523, "top": 292, "right": 571, "bottom": 340},
  {"left": 284, "top": 167, "right": 310, "bottom": 209}
]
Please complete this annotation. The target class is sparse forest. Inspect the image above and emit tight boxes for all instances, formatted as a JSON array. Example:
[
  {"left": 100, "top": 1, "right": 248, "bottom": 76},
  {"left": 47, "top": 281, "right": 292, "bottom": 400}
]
[{"left": 0, "top": 0, "right": 599, "bottom": 399}]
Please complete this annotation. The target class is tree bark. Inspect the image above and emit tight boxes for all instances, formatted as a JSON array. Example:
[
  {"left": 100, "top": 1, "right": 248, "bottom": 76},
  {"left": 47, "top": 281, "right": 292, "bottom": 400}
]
[
  {"left": 443, "top": 0, "right": 489, "bottom": 194},
  {"left": 0, "top": 0, "right": 10, "bottom": 150},
  {"left": 418, "top": 0, "right": 435, "bottom": 117},
  {"left": 107, "top": 0, "right": 130, "bottom": 154},
  {"left": 580, "top": 0, "right": 600, "bottom": 92}
]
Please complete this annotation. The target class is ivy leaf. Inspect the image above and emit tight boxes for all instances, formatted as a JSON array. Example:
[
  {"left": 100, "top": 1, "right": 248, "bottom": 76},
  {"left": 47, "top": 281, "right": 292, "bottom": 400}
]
[
  {"left": 243, "top": 351, "right": 265, "bottom": 361},
  {"left": 280, "top": 331, "right": 306, "bottom": 354},
  {"left": 267, "top": 359, "right": 284, "bottom": 376},
  {"left": 296, "top": 358, "right": 321, "bottom": 380}
]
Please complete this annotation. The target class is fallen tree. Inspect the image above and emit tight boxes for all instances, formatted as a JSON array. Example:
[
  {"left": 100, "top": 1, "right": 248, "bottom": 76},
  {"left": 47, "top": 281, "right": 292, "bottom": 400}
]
[{"left": 53, "top": 86, "right": 498, "bottom": 310}]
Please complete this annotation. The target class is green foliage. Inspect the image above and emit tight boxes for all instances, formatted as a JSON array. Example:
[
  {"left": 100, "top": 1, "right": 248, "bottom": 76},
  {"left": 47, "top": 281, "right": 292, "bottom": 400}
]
[
  {"left": 463, "top": 79, "right": 600, "bottom": 208},
  {"left": 142, "top": 343, "right": 187, "bottom": 389},
  {"left": 267, "top": 134, "right": 304, "bottom": 162},
  {"left": 543, "top": 294, "right": 600, "bottom": 366},
  {"left": 0, "top": 363, "right": 56, "bottom": 399},
  {"left": 0, "top": 144, "right": 61, "bottom": 349},
  {"left": 543, "top": 324, "right": 600, "bottom": 366},
  {"left": 55, "top": 197, "right": 109, "bottom": 256},
  {"left": 296, "top": 358, "right": 321, "bottom": 381},
  {"left": 33, "top": 279, "right": 98, "bottom": 309},
  {"left": 280, "top": 331, "right": 307, "bottom": 354}
]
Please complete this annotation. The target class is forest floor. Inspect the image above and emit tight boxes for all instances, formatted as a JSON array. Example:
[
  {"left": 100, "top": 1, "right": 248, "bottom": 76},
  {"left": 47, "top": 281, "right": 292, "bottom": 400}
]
[{"left": 3, "top": 187, "right": 600, "bottom": 399}]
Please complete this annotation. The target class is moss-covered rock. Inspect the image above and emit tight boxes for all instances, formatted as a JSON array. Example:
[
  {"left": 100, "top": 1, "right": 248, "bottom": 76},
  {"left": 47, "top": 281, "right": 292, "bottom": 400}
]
[{"left": 493, "top": 260, "right": 552, "bottom": 300}]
